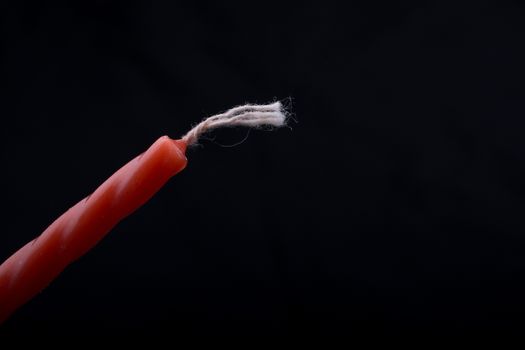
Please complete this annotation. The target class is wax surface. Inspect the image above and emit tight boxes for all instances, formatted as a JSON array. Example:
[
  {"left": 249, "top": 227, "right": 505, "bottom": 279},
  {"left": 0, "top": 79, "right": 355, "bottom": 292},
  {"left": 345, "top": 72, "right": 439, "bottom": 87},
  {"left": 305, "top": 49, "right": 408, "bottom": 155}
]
[{"left": 0, "top": 136, "right": 187, "bottom": 323}]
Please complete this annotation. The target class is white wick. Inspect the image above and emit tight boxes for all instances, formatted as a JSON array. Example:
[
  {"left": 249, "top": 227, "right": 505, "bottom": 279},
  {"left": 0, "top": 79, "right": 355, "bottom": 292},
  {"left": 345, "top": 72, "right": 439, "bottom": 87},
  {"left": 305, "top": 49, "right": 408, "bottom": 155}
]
[{"left": 182, "top": 102, "right": 287, "bottom": 146}]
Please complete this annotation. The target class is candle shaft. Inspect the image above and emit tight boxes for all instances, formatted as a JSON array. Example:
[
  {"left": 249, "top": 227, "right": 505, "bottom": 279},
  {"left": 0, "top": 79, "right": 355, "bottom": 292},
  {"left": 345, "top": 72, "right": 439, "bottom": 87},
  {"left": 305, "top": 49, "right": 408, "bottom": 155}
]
[{"left": 0, "top": 136, "right": 187, "bottom": 323}]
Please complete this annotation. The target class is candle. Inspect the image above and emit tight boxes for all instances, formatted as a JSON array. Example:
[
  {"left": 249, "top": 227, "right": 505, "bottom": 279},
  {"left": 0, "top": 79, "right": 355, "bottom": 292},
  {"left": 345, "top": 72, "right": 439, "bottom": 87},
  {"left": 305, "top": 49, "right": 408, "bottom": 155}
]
[{"left": 0, "top": 102, "right": 286, "bottom": 323}]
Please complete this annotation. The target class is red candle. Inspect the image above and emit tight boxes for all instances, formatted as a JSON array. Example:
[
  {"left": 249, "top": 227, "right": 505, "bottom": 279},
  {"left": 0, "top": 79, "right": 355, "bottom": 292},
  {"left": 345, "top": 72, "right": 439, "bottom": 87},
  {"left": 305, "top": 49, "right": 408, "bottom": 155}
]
[{"left": 0, "top": 102, "right": 286, "bottom": 323}]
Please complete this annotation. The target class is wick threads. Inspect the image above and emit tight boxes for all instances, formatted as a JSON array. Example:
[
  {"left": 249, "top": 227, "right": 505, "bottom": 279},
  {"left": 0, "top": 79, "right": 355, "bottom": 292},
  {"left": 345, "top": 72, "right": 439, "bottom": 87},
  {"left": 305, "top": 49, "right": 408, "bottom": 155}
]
[{"left": 182, "top": 102, "right": 287, "bottom": 146}]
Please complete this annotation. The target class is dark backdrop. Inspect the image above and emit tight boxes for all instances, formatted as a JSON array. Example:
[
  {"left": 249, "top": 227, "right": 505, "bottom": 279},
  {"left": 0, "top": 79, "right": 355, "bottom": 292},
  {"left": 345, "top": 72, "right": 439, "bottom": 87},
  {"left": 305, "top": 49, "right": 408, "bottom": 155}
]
[{"left": 2, "top": 0, "right": 525, "bottom": 337}]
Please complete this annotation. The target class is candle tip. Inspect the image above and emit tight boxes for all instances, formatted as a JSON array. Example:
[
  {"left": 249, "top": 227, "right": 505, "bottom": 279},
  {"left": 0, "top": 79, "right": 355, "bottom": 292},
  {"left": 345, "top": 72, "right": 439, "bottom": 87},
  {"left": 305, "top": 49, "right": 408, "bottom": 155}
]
[{"left": 172, "top": 139, "right": 187, "bottom": 154}]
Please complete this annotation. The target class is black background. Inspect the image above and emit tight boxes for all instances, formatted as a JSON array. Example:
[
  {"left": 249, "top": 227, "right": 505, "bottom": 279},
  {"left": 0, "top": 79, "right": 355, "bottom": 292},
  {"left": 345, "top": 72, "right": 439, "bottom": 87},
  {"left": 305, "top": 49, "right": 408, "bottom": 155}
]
[{"left": 2, "top": 0, "right": 525, "bottom": 337}]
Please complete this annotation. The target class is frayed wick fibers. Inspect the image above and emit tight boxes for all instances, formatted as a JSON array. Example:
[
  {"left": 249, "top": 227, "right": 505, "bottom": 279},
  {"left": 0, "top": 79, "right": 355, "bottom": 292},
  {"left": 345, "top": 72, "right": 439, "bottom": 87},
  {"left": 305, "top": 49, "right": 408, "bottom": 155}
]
[{"left": 182, "top": 102, "right": 288, "bottom": 146}]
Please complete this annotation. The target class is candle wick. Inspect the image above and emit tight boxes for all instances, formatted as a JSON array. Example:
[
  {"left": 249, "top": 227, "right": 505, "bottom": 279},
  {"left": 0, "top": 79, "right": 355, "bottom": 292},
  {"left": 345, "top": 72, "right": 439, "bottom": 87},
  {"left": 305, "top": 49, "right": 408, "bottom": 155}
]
[{"left": 181, "top": 101, "right": 288, "bottom": 146}]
